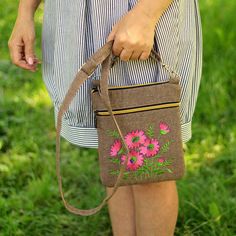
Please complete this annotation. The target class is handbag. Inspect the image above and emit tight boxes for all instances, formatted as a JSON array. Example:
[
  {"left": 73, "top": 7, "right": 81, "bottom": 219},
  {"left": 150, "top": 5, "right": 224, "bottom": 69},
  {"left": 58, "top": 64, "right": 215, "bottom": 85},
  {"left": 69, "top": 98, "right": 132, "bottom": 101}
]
[{"left": 56, "top": 39, "right": 185, "bottom": 216}]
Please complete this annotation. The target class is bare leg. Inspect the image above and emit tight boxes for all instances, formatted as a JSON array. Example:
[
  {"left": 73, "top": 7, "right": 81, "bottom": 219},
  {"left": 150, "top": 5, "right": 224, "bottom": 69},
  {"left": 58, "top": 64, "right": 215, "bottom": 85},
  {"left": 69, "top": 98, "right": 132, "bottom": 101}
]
[
  {"left": 106, "top": 185, "right": 136, "bottom": 236},
  {"left": 132, "top": 181, "right": 178, "bottom": 236}
]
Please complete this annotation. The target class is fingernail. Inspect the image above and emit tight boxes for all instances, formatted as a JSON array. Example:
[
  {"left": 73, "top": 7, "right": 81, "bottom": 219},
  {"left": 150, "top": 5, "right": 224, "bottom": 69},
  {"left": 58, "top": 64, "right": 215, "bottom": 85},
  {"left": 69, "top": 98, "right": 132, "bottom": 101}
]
[{"left": 28, "top": 57, "right": 34, "bottom": 65}]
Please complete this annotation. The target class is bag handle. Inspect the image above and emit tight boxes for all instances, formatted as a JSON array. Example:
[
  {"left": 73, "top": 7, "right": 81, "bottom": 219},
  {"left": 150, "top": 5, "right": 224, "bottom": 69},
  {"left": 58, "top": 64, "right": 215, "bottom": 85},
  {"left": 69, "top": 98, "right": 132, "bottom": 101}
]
[
  {"left": 56, "top": 39, "right": 178, "bottom": 216},
  {"left": 110, "top": 45, "right": 180, "bottom": 76}
]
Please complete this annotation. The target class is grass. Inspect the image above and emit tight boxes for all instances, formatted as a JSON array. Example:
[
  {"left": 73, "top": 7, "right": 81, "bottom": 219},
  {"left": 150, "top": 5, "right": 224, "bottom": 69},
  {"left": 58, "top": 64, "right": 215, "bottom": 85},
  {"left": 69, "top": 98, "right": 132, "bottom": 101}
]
[{"left": 0, "top": 0, "right": 236, "bottom": 235}]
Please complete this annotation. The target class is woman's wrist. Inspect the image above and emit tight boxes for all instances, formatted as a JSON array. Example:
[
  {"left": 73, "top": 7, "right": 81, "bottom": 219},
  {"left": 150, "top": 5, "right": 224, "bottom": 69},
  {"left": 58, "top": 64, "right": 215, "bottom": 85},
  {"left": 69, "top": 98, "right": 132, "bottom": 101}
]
[
  {"left": 17, "top": 0, "right": 41, "bottom": 21},
  {"left": 134, "top": 0, "right": 174, "bottom": 24}
]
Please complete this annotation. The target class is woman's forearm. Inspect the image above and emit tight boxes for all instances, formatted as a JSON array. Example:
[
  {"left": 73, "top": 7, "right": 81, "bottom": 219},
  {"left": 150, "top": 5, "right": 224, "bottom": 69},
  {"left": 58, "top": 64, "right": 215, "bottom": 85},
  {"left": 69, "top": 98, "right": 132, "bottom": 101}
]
[
  {"left": 134, "top": 0, "right": 174, "bottom": 23},
  {"left": 17, "top": 0, "right": 42, "bottom": 20}
]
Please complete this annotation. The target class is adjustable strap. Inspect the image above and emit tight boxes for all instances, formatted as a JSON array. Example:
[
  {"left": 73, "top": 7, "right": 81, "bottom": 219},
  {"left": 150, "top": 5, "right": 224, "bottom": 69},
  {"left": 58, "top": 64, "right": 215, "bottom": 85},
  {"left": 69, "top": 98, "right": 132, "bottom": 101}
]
[
  {"left": 56, "top": 40, "right": 119, "bottom": 216},
  {"left": 56, "top": 39, "right": 180, "bottom": 216}
]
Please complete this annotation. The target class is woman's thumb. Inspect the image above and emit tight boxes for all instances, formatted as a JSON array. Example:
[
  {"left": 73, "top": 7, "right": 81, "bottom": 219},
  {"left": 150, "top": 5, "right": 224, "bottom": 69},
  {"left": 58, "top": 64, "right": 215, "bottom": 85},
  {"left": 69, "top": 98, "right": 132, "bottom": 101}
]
[{"left": 24, "top": 38, "right": 35, "bottom": 65}]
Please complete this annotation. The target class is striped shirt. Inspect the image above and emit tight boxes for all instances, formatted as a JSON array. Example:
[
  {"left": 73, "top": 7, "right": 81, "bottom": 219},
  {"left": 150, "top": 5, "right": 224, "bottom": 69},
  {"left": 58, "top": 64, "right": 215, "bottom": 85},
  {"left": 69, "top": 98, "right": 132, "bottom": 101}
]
[{"left": 41, "top": 0, "right": 202, "bottom": 148}]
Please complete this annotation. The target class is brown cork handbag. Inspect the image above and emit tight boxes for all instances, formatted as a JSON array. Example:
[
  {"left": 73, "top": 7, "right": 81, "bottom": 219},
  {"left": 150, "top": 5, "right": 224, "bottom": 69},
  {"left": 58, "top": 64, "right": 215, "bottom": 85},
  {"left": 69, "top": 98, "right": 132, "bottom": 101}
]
[{"left": 56, "top": 39, "right": 185, "bottom": 216}]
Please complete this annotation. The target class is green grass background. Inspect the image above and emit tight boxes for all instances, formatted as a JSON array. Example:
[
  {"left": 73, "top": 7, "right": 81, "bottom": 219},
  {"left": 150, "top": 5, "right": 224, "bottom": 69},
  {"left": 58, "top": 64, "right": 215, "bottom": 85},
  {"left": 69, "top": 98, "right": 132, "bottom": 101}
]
[{"left": 1, "top": 0, "right": 236, "bottom": 235}]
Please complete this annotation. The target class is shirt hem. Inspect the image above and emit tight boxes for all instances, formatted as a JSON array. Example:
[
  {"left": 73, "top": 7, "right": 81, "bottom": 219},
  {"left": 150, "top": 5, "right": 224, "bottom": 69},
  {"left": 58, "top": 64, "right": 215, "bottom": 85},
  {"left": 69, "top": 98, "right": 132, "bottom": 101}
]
[{"left": 55, "top": 109, "right": 193, "bottom": 149}]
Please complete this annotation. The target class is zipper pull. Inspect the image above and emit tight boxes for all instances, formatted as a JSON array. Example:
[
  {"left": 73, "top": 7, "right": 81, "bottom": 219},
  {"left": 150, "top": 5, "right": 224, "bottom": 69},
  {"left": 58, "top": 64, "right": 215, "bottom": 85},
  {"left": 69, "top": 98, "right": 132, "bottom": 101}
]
[{"left": 169, "top": 74, "right": 180, "bottom": 84}]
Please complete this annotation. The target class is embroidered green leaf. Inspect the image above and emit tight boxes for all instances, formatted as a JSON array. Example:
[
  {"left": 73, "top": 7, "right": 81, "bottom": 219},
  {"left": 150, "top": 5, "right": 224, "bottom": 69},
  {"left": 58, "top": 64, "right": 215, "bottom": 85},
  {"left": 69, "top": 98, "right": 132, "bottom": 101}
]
[
  {"left": 160, "top": 130, "right": 168, "bottom": 135},
  {"left": 152, "top": 153, "right": 161, "bottom": 159},
  {"left": 109, "top": 170, "right": 119, "bottom": 175},
  {"left": 109, "top": 158, "right": 120, "bottom": 164},
  {"left": 146, "top": 124, "right": 155, "bottom": 138},
  {"left": 153, "top": 169, "right": 165, "bottom": 175},
  {"left": 166, "top": 168, "right": 173, "bottom": 173},
  {"left": 118, "top": 147, "right": 125, "bottom": 155},
  {"left": 153, "top": 168, "right": 161, "bottom": 173},
  {"left": 106, "top": 129, "right": 120, "bottom": 138},
  {"left": 135, "top": 170, "right": 143, "bottom": 176},
  {"left": 160, "top": 140, "right": 173, "bottom": 154},
  {"left": 123, "top": 172, "right": 130, "bottom": 180},
  {"left": 164, "top": 160, "right": 172, "bottom": 165},
  {"left": 157, "top": 162, "right": 164, "bottom": 167}
]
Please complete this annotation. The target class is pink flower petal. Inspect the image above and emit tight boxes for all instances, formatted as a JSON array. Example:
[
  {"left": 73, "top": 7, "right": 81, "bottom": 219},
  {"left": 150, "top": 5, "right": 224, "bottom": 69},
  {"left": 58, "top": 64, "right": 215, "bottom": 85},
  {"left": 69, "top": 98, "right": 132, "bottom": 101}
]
[
  {"left": 110, "top": 139, "right": 122, "bottom": 157},
  {"left": 159, "top": 122, "right": 170, "bottom": 134},
  {"left": 125, "top": 129, "right": 147, "bottom": 149},
  {"left": 121, "top": 150, "right": 144, "bottom": 171},
  {"left": 140, "top": 138, "right": 160, "bottom": 157}
]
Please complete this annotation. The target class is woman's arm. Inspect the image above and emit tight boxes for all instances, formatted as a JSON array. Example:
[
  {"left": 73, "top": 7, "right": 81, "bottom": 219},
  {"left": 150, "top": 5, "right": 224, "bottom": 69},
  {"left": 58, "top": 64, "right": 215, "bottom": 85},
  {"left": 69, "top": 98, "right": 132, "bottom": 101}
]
[
  {"left": 106, "top": 0, "right": 173, "bottom": 61},
  {"left": 18, "top": 0, "right": 41, "bottom": 20},
  {"left": 8, "top": 0, "right": 42, "bottom": 72},
  {"left": 134, "top": 0, "right": 173, "bottom": 23}
]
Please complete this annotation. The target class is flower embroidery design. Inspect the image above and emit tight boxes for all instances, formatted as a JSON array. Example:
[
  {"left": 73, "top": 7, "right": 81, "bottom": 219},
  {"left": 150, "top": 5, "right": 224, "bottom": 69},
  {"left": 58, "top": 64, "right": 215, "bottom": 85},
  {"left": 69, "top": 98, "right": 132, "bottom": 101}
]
[
  {"left": 107, "top": 121, "right": 174, "bottom": 180},
  {"left": 110, "top": 139, "right": 122, "bottom": 157},
  {"left": 159, "top": 122, "right": 170, "bottom": 135},
  {"left": 158, "top": 158, "right": 165, "bottom": 163},
  {"left": 125, "top": 129, "right": 147, "bottom": 148},
  {"left": 121, "top": 150, "right": 144, "bottom": 171},
  {"left": 139, "top": 138, "right": 160, "bottom": 157}
]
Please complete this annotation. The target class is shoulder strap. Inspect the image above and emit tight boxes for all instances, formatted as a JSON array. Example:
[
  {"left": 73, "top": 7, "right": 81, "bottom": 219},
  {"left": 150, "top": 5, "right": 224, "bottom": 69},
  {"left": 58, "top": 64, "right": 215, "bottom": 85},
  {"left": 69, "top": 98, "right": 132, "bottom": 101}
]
[
  {"left": 56, "top": 40, "right": 134, "bottom": 216},
  {"left": 55, "top": 39, "right": 177, "bottom": 216}
]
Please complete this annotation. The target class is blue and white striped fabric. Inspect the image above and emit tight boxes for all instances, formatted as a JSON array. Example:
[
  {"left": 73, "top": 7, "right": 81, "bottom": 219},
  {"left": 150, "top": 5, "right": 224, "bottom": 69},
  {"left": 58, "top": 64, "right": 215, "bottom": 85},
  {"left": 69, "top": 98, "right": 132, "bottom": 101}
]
[{"left": 41, "top": 0, "right": 202, "bottom": 148}]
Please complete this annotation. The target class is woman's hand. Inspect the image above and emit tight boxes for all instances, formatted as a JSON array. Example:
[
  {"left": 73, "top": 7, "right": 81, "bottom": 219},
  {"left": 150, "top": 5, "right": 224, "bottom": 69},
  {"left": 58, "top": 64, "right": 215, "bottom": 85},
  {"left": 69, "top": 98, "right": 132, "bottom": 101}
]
[
  {"left": 106, "top": 6, "right": 158, "bottom": 62},
  {"left": 8, "top": 16, "right": 40, "bottom": 72}
]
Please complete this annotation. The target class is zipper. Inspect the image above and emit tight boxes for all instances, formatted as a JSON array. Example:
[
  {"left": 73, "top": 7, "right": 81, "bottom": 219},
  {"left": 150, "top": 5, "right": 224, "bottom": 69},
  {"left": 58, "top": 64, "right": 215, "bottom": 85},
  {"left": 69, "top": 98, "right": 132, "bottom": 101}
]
[
  {"left": 96, "top": 102, "right": 180, "bottom": 116},
  {"left": 91, "top": 80, "right": 169, "bottom": 93}
]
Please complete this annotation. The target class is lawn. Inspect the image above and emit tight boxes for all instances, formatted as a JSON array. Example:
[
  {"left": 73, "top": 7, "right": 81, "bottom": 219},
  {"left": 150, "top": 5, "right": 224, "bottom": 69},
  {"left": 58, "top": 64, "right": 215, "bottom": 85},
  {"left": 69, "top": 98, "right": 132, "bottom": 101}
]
[{"left": 0, "top": 0, "right": 236, "bottom": 235}]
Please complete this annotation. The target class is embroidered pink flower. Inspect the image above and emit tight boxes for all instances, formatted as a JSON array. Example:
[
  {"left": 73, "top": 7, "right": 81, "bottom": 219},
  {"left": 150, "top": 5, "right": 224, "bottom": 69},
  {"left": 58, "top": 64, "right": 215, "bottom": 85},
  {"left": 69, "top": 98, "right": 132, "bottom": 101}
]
[
  {"left": 125, "top": 129, "right": 147, "bottom": 149},
  {"left": 121, "top": 150, "right": 144, "bottom": 171},
  {"left": 159, "top": 122, "right": 170, "bottom": 135},
  {"left": 139, "top": 138, "right": 160, "bottom": 157},
  {"left": 110, "top": 139, "right": 122, "bottom": 157},
  {"left": 158, "top": 158, "right": 164, "bottom": 163}
]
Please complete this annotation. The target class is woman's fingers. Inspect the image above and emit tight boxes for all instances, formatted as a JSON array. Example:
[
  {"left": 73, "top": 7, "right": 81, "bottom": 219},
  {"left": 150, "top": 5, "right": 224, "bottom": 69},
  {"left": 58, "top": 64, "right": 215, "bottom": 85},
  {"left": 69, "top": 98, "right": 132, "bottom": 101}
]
[
  {"left": 10, "top": 42, "right": 37, "bottom": 71},
  {"left": 139, "top": 50, "right": 151, "bottom": 61},
  {"left": 24, "top": 36, "right": 35, "bottom": 65},
  {"left": 9, "top": 40, "right": 31, "bottom": 70},
  {"left": 110, "top": 33, "right": 123, "bottom": 56},
  {"left": 106, "top": 5, "right": 157, "bottom": 62},
  {"left": 9, "top": 42, "right": 38, "bottom": 72},
  {"left": 130, "top": 50, "right": 143, "bottom": 60},
  {"left": 111, "top": 35, "right": 135, "bottom": 61},
  {"left": 106, "top": 24, "right": 118, "bottom": 42},
  {"left": 112, "top": 38, "right": 149, "bottom": 61},
  {"left": 8, "top": 18, "right": 40, "bottom": 72},
  {"left": 119, "top": 48, "right": 134, "bottom": 62}
]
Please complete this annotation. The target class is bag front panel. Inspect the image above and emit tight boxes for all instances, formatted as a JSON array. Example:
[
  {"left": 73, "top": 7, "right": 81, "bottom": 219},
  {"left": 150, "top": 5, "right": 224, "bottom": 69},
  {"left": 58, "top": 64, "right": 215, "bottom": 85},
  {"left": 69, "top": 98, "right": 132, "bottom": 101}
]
[{"left": 96, "top": 106, "right": 185, "bottom": 187}]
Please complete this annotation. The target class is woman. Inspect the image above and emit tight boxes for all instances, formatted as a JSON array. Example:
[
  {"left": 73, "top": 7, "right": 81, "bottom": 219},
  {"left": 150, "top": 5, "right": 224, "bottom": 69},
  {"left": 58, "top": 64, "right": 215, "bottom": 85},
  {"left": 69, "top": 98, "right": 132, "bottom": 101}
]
[{"left": 8, "top": 0, "right": 202, "bottom": 235}]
